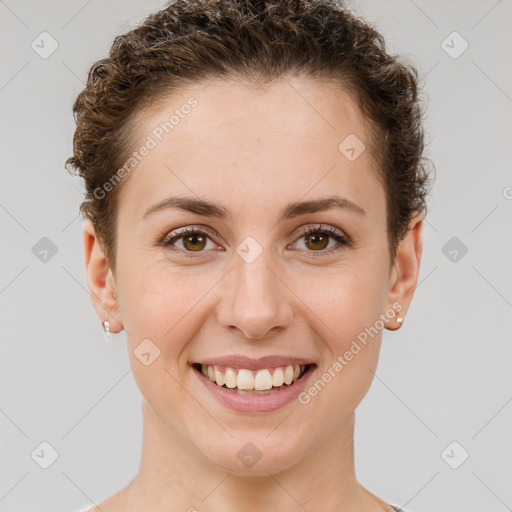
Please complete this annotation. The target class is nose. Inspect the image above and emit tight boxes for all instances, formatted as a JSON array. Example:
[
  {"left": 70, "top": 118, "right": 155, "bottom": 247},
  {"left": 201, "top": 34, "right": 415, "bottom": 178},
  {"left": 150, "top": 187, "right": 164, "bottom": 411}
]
[{"left": 216, "top": 250, "right": 293, "bottom": 340}]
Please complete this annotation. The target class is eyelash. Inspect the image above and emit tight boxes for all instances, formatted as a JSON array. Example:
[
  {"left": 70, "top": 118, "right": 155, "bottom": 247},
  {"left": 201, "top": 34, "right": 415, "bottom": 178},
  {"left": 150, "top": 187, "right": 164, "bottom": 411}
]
[{"left": 160, "top": 224, "right": 353, "bottom": 259}]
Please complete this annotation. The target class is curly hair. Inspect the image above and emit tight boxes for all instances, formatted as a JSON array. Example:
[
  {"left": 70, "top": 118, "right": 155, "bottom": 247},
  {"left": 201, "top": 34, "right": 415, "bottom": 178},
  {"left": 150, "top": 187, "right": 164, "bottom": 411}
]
[{"left": 65, "top": 0, "right": 434, "bottom": 273}]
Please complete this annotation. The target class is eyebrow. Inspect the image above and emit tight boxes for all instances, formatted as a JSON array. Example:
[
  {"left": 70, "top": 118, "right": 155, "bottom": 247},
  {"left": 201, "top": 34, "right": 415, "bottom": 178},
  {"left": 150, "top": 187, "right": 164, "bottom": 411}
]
[{"left": 142, "top": 194, "right": 367, "bottom": 221}]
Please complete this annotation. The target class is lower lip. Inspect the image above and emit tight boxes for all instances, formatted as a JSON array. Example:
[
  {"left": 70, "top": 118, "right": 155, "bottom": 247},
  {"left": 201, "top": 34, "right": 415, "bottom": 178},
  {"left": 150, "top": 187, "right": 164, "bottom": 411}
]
[{"left": 192, "top": 364, "right": 316, "bottom": 413}]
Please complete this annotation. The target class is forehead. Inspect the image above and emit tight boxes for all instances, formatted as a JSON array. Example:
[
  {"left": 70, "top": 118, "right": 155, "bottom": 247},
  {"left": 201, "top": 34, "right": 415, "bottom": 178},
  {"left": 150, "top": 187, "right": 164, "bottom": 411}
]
[{"left": 117, "top": 76, "right": 384, "bottom": 223}]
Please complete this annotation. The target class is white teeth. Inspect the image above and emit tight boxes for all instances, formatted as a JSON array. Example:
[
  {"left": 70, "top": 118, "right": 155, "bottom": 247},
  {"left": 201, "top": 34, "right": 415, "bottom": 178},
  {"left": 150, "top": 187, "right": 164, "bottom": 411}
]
[
  {"left": 235, "top": 388, "right": 279, "bottom": 395},
  {"left": 199, "top": 363, "right": 308, "bottom": 390},
  {"left": 237, "top": 369, "right": 254, "bottom": 390},
  {"left": 272, "top": 367, "right": 284, "bottom": 387},
  {"left": 214, "top": 365, "right": 224, "bottom": 386},
  {"left": 224, "top": 367, "right": 237, "bottom": 388},
  {"left": 254, "top": 369, "right": 273, "bottom": 390},
  {"left": 283, "top": 365, "right": 294, "bottom": 385}
]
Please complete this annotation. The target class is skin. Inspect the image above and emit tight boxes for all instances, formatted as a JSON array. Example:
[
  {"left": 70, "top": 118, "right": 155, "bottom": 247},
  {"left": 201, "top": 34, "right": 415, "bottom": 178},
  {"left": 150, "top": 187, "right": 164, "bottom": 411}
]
[{"left": 83, "top": 76, "right": 423, "bottom": 512}]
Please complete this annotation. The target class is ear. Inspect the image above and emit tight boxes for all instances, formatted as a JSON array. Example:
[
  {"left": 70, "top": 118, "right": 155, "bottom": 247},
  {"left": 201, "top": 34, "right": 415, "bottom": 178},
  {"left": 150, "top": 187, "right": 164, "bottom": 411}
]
[
  {"left": 82, "top": 219, "right": 123, "bottom": 333},
  {"left": 385, "top": 212, "right": 424, "bottom": 330}
]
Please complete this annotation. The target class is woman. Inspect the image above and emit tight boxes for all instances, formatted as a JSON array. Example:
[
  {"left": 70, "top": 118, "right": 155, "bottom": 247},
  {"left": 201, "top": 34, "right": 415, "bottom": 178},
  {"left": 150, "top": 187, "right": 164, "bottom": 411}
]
[{"left": 66, "top": 0, "right": 433, "bottom": 510}]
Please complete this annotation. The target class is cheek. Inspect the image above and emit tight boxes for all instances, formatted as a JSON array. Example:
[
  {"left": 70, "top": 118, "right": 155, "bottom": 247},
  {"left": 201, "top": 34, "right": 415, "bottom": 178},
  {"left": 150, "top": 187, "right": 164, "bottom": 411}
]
[
  {"left": 120, "top": 269, "right": 215, "bottom": 386},
  {"left": 294, "top": 256, "right": 387, "bottom": 392},
  {"left": 296, "top": 260, "right": 387, "bottom": 336},
  {"left": 120, "top": 271, "right": 201, "bottom": 420},
  {"left": 121, "top": 265, "right": 203, "bottom": 334},
  {"left": 299, "top": 275, "right": 383, "bottom": 424}
]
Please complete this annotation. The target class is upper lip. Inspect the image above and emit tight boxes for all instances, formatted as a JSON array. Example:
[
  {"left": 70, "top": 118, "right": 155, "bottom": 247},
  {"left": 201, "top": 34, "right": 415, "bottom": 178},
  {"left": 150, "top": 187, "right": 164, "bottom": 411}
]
[{"left": 193, "top": 355, "right": 316, "bottom": 371}]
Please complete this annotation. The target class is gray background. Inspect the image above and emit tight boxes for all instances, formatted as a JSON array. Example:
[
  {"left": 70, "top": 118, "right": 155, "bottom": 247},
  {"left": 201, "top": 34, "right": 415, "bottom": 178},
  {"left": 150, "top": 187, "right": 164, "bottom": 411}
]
[{"left": 1, "top": 0, "right": 511, "bottom": 511}]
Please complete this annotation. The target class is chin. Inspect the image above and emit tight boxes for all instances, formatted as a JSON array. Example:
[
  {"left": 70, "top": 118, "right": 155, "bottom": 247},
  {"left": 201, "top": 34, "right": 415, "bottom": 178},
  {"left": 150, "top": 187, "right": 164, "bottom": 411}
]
[{"left": 196, "top": 433, "right": 307, "bottom": 476}]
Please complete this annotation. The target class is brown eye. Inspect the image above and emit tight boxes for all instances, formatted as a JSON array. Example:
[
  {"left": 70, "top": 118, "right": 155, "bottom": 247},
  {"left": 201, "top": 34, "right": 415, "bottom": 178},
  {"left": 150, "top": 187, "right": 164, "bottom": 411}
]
[
  {"left": 163, "top": 227, "right": 217, "bottom": 257},
  {"left": 182, "top": 232, "right": 207, "bottom": 251},
  {"left": 293, "top": 224, "right": 352, "bottom": 256},
  {"left": 304, "top": 232, "right": 329, "bottom": 251}
]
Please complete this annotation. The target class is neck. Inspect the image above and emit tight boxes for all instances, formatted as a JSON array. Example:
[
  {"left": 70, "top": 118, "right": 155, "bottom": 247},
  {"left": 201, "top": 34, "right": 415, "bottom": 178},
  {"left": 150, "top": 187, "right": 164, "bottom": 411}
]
[{"left": 118, "top": 400, "right": 388, "bottom": 512}]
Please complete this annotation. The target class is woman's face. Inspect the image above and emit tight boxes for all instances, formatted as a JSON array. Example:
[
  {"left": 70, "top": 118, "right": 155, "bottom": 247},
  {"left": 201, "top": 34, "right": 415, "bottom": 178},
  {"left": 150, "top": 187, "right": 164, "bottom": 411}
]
[{"left": 85, "top": 77, "right": 421, "bottom": 475}]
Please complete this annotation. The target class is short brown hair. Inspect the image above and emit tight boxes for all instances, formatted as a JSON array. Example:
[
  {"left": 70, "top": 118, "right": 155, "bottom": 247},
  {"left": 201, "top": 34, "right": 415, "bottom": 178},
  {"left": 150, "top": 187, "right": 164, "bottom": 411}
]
[{"left": 66, "top": 0, "right": 434, "bottom": 273}]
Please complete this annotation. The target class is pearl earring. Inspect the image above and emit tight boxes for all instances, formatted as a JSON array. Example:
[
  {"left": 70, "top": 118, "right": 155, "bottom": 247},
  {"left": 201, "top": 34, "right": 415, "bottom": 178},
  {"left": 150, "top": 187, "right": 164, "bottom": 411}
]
[
  {"left": 396, "top": 316, "right": 403, "bottom": 324},
  {"left": 102, "top": 320, "right": 111, "bottom": 337}
]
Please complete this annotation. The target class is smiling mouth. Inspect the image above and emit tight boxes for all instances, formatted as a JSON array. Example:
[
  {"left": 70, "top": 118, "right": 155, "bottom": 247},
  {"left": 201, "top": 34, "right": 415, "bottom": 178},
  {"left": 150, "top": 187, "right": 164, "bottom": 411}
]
[{"left": 192, "top": 363, "right": 316, "bottom": 395}]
